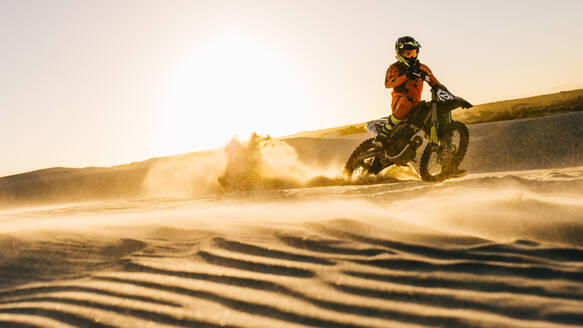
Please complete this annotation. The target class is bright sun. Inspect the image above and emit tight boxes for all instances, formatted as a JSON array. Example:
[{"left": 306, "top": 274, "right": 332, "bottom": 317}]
[{"left": 155, "top": 30, "right": 312, "bottom": 156}]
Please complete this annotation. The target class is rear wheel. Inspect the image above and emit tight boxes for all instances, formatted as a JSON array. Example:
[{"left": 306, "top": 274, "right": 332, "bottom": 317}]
[
  {"left": 344, "top": 138, "right": 384, "bottom": 177},
  {"left": 419, "top": 121, "right": 469, "bottom": 181}
]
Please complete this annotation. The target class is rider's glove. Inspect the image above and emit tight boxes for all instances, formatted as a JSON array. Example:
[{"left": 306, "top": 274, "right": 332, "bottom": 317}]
[
  {"left": 406, "top": 68, "right": 426, "bottom": 81},
  {"left": 405, "top": 70, "right": 416, "bottom": 80}
]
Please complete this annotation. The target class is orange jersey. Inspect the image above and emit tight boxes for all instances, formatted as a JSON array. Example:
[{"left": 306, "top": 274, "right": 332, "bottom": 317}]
[{"left": 384, "top": 61, "right": 444, "bottom": 119}]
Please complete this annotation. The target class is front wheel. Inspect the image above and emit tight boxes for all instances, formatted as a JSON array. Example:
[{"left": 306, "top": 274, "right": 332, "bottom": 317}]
[
  {"left": 344, "top": 138, "right": 384, "bottom": 177},
  {"left": 419, "top": 121, "right": 469, "bottom": 181}
]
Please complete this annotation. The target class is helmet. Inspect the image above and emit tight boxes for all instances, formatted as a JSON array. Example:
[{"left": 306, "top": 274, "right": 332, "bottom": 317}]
[{"left": 395, "top": 36, "right": 421, "bottom": 67}]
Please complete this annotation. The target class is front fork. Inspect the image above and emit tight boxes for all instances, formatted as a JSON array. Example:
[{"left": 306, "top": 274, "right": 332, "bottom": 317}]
[
  {"left": 429, "top": 102, "right": 452, "bottom": 145},
  {"left": 429, "top": 102, "right": 439, "bottom": 145}
]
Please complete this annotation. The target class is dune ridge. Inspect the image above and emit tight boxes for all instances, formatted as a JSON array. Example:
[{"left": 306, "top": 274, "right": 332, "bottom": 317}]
[{"left": 2, "top": 111, "right": 583, "bottom": 209}]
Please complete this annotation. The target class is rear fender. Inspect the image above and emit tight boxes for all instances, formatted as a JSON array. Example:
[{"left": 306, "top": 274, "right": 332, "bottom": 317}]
[{"left": 365, "top": 117, "right": 390, "bottom": 135}]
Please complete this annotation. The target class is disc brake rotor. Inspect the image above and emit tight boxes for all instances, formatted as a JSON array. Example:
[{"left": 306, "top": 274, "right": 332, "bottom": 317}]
[
  {"left": 427, "top": 129, "right": 462, "bottom": 176},
  {"left": 438, "top": 130, "right": 461, "bottom": 164},
  {"left": 427, "top": 147, "right": 443, "bottom": 175}
]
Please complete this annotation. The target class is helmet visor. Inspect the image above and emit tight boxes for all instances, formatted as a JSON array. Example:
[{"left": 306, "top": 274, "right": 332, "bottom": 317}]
[{"left": 400, "top": 41, "right": 419, "bottom": 51}]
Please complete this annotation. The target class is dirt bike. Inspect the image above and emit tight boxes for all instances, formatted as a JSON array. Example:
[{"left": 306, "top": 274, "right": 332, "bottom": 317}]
[{"left": 344, "top": 75, "right": 473, "bottom": 181}]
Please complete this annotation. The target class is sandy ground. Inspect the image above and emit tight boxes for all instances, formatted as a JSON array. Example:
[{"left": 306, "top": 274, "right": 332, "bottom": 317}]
[{"left": 0, "top": 112, "right": 582, "bottom": 327}]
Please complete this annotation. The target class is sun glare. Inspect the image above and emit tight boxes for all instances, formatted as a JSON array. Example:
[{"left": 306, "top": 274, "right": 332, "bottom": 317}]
[{"left": 156, "top": 30, "right": 311, "bottom": 156}]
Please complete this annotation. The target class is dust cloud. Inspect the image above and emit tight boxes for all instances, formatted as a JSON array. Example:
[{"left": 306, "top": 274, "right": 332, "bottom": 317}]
[
  {"left": 143, "top": 133, "right": 345, "bottom": 197},
  {"left": 142, "top": 149, "right": 228, "bottom": 197},
  {"left": 5, "top": 169, "right": 583, "bottom": 249},
  {"left": 380, "top": 171, "right": 583, "bottom": 246}
]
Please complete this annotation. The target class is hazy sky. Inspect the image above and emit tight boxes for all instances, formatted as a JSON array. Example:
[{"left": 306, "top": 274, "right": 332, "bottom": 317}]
[{"left": 1, "top": 0, "right": 582, "bottom": 176}]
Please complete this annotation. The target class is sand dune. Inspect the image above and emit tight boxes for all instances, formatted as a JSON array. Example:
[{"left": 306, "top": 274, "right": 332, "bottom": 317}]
[
  {"left": 0, "top": 111, "right": 582, "bottom": 327},
  {"left": 1, "top": 164, "right": 583, "bottom": 327}
]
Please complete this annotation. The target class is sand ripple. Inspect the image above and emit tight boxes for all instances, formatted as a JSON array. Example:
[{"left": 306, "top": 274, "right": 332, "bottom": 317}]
[
  {"left": 0, "top": 225, "right": 582, "bottom": 327},
  {"left": 1, "top": 168, "right": 583, "bottom": 327}
]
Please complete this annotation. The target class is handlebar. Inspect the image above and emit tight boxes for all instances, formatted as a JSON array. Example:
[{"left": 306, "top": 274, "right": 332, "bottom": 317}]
[
  {"left": 409, "top": 70, "right": 472, "bottom": 109},
  {"left": 410, "top": 71, "right": 436, "bottom": 87}
]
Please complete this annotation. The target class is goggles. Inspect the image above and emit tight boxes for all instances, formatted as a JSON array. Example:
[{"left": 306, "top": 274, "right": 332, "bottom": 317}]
[{"left": 401, "top": 49, "right": 418, "bottom": 58}]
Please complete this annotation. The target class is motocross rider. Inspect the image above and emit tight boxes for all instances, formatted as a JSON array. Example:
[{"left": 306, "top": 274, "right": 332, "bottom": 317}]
[{"left": 374, "top": 36, "right": 446, "bottom": 148}]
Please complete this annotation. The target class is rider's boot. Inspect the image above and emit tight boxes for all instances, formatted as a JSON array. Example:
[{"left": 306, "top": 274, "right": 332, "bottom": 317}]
[{"left": 373, "top": 115, "right": 401, "bottom": 149}]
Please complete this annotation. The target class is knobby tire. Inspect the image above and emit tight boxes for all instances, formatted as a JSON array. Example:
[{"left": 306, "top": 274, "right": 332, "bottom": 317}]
[
  {"left": 343, "top": 138, "right": 382, "bottom": 177},
  {"left": 419, "top": 121, "right": 469, "bottom": 181}
]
